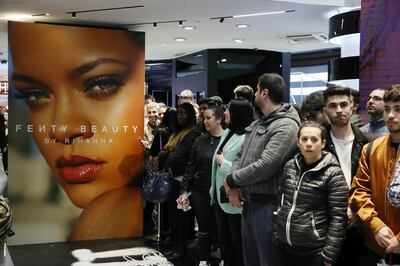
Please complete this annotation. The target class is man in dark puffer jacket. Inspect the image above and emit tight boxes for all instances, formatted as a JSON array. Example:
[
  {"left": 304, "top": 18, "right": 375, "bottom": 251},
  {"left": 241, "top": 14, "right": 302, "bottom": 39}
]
[{"left": 276, "top": 122, "right": 348, "bottom": 266}]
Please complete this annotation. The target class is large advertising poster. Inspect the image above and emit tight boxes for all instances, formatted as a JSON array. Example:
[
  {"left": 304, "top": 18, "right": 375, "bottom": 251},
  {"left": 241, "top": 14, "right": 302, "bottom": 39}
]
[
  {"left": 360, "top": 0, "right": 400, "bottom": 102},
  {"left": 8, "top": 21, "right": 145, "bottom": 243}
]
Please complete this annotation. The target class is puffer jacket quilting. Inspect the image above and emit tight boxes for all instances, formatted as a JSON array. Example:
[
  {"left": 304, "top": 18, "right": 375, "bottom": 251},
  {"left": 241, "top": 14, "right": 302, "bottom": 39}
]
[{"left": 276, "top": 151, "right": 348, "bottom": 264}]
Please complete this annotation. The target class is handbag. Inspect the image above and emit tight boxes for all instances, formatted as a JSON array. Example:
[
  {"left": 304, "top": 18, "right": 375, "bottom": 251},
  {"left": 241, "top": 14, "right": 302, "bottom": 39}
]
[
  {"left": 142, "top": 168, "right": 172, "bottom": 203},
  {"left": 142, "top": 139, "right": 173, "bottom": 203},
  {"left": 0, "top": 196, "right": 12, "bottom": 239}
]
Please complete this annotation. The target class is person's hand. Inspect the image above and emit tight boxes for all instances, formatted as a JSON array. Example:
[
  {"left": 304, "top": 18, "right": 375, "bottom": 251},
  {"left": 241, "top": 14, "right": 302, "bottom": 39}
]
[
  {"left": 140, "top": 140, "right": 150, "bottom": 149},
  {"left": 223, "top": 179, "right": 231, "bottom": 195},
  {"left": 374, "top": 226, "right": 395, "bottom": 249},
  {"left": 138, "top": 137, "right": 150, "bottom": 149},
  {"left": 323, "top": 261, "right": 332, "bottom": 266},
  {"left": 386, "top": 236, "right": 400, "bottom": 254},
  {"left": 177, "top": 193, "right": 188, "bottom": 206},
  {"left": 215, "top": 153, "right": 224, "bottom": 166},
  {"left": 228, "top": 188, "right": 242, "bottom": 208}
]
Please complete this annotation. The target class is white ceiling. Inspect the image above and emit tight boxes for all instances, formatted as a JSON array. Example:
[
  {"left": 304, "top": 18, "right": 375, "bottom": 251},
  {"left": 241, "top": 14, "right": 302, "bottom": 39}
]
[{"left": 0, "top": 0, "right": 360, "bottom": 65}]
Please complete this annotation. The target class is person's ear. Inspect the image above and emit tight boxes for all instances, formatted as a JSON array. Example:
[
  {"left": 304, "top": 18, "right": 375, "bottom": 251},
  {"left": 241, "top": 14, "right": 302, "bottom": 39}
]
[
  {"left": 352, "top": 103, "right": 360, "bottom": 111},
  {"left": 262, "top": 88, "right": 269, "bottom": 98},
  {"left": 321, "top": 139, "right": 326, "bottom": 149},
  {"left": 322, "top": 107, "right": 327, "bottom": 116}
]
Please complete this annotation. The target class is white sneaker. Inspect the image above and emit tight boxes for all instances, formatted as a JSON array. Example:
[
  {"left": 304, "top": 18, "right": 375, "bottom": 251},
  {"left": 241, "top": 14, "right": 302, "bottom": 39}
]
[{"left": 198, "top": 261, "right": 210, "bottom": 266}]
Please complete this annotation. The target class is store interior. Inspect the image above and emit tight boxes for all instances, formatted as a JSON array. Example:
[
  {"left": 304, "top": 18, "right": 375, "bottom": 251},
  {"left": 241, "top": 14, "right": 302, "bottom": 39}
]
[{"left": 1, "top": 0, "right": 400, "bottom": 265}]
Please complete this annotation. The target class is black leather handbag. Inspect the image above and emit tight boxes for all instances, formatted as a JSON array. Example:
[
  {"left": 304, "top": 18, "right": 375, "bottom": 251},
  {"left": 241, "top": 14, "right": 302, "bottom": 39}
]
[{"left": 142, "top": 165, "right": 173, "bottom": 203}]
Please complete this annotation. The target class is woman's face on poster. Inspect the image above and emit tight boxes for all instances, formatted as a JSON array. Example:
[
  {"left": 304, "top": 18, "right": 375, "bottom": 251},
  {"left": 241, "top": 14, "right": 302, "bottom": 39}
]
[{"left": 9, "top": 23, "right": 144, "bottom": 208}]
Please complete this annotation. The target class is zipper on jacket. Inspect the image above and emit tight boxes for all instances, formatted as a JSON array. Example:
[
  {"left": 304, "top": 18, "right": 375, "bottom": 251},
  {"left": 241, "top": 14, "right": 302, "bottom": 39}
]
[
  {"left": 311, "top": 213, "right": 320, "bottom": 239},
  {"left": 285, "top": 157, "right": 322, "bottom": 246},
  {"left": 285, "top": 167, "right": 308, "bottom": 246}
]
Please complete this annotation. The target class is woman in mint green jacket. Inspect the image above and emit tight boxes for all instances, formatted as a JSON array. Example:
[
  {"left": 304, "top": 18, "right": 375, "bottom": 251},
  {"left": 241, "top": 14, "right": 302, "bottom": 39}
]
[{"left": 210, "top": 98, "right": 254, "bottom": 266}]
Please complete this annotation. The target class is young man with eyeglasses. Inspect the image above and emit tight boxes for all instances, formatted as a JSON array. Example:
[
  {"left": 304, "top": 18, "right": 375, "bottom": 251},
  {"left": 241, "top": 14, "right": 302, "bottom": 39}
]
[{"left": 360, "top": 88, "right": 389, "bottom": 137}]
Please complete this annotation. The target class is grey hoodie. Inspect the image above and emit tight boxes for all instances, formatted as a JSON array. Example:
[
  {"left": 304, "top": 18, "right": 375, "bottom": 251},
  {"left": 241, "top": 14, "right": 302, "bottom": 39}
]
[{"left": 227, "top": 104, "right": 300, "bottom": 200}]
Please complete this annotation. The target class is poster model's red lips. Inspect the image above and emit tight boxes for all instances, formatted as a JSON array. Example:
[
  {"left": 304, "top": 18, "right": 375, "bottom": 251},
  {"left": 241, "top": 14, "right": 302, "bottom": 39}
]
[{"left": 57, "top": 156, "right": 105, "bottom": 184}]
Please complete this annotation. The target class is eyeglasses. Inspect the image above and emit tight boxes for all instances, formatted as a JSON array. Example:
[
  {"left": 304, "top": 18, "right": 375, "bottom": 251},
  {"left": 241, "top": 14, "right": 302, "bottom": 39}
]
[{"left": 368, "top": 96, "right": 383, "bottom": 102}]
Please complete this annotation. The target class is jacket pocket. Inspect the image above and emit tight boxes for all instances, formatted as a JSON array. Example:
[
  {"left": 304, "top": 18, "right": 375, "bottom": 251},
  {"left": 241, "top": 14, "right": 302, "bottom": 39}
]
[{"left": 311, "top": 212, "right": 320, "bottom": 239}]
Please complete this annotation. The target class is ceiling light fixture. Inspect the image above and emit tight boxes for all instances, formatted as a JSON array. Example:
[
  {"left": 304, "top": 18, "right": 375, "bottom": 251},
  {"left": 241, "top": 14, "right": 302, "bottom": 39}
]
[
  {"left": 183, "top": 26, "right": 195, "bottom": 30},
  {"left": 233, "top": 10, "right": 294, "bottom": 18},
  {"left": 236, "top": 24, "right": 249, "bottom": 28},
  {"left": 153, "top": 22, "right": 157, "bottom": 28},
  {"left": 120, "top": 19, "right": 187, "bottom": 27},
  {"left": 179, "top": 21, "right": 183, "bottom": 26},
  {"left": 66, "top": 5, "right": 144, "bottom": 17},
  {"left": 174, "top": 37, "right": 187, "bottom": 42},
  {"left": 32, "top": 13, "right": 50, "bottom": 17},
  {"left": 233, "top": 38, "right": 244, "bottom": 43},
  {"left": 0, "top": 13, "right": 32, "bottom": 20},
  {"left": 71, "top": 12, "right": 76, "bottom": 18},
  {"left": 220, "top": 58, "right": 228, "bottom": 63},
  {"left": 210, "top": 9, "right": 294, "bottom": 21}
]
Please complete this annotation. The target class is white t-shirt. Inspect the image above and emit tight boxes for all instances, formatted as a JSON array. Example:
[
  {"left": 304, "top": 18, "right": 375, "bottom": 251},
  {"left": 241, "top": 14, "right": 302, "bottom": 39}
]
[{"left": 330, "top": 132, "right": 355, "bottom": 187}]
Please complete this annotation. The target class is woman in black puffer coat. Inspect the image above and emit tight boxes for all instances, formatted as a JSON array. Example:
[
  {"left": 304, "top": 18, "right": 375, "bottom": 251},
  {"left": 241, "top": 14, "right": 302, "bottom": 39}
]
[{"left": 275, "top": 121, "right": 348, "bottom": 266}]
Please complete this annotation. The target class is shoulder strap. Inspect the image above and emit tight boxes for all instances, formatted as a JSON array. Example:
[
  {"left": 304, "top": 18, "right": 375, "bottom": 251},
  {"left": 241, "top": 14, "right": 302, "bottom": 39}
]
[{"left": 366, "top": 140, "right": 374, "bottom": 168}]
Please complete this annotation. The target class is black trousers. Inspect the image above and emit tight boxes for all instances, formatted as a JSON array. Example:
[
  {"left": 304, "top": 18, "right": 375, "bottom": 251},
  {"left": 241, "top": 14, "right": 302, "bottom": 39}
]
[
  {"left": 190, "top": 187, "right": 216, "bottom": 261},
  {"left": 334, "top": 226, "right": 364, "bottom": 266},
  {"left": 356, "top": 244, "right": 400, "bottom": 266},
  {"left": 167, "top": 179, "right": 194, "bottom": 250},
  {"left": 282, "top": 248, "right": 323, "bottom": 266},
  {"left": 214, "top": 203, "right": 244, "bottom": 266}
]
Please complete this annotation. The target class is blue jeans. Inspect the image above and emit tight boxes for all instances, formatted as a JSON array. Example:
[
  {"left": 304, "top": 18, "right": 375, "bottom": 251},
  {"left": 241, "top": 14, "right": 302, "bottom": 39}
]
[{"left": 241, "top": 201, "right": 282, "bottom": 266}]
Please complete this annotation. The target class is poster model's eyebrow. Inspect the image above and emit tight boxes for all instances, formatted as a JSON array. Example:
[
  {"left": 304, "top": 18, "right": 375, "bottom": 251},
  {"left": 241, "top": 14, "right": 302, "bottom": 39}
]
[
  {"left": 11, "top": 73, "right": 47, "bottom": 87},
  {"left": 68, "top": 58, "right": 130, "bottom": 79}
]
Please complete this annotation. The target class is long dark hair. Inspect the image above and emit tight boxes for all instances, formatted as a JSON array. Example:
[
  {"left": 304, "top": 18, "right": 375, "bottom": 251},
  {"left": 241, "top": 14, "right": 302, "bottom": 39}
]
[
  {"left": 228, "top": 98, "right": 254, "bottom": 134},
  {"left": 177, "top": 102, "right": 197, "bottom": 130},
  {"left": 160, "top": 107, "right": 178, "bottom": 133}
]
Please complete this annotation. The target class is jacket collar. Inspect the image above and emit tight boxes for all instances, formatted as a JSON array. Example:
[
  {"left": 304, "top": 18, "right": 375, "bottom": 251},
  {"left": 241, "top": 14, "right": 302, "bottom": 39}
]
[{"left": 294, "top": 151, "right": 338, "bottom": 172}]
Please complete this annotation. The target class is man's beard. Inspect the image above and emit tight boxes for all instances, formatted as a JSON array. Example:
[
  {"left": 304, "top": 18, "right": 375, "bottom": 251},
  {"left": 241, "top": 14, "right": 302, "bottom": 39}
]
[{"left": 329, "top": 115, "right": 350, "bottom": 127}]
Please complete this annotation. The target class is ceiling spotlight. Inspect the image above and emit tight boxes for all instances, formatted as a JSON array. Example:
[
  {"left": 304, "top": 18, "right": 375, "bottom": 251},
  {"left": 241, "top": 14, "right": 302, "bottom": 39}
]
[
  {"left": 71, "top": 12, "right": 76, "bottom": 18},
  {"left": 153, "top": 22, "right": 157, "bottom": 27},
  {"left": 220, "top": 58, "right": 227, "bottom": 63},
  {"left": 219, "top": 17, "right": 224, "bottom": 23},
  {"left": 183, "top": 26, "right": 195, "bottom": 30},
  {"left": 233, "top": 38, "right": 244, "bottom": 43},
  {"left": 179, "top": 20, "right": 183, "bottom": 26},
  {"left": 32, "top": 13, "right": 50, "bottom": 17},
  {"left": 174, "top": 37, "right": 187, "bottom": 42},
  {"left": 236, "top": 24, "right": 249, "bottom": 28}
]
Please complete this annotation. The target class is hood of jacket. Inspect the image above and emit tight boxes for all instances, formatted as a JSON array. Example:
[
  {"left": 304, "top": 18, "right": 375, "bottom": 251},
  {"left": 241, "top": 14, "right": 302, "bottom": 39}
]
[
  {"left": 293, "top": 151, "right": 341, "bottom": 172},
  {"left": 260, "top": 103, "right": 300, "bottom": 127}
]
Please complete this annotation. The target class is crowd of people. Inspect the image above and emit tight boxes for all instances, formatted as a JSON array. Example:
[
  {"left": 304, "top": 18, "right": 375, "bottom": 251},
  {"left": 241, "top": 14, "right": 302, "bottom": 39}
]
[{"left": 142, "top": 73, "right": 400, "bottom": 266}]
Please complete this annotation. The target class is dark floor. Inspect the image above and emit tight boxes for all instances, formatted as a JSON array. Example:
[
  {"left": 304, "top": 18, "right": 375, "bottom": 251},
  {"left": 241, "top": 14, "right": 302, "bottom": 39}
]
[
  {"left": 8, "top": 236, "right": 222, "bottom": 266},
  {"left": 146, "top": 233, "right": 222, "bottom": 266}
]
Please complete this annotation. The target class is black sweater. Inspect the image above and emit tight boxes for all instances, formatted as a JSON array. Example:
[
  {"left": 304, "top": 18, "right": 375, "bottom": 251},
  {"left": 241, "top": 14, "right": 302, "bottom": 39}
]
[{"left": 181, "top": 133, "right": 221, "bottom": 194}]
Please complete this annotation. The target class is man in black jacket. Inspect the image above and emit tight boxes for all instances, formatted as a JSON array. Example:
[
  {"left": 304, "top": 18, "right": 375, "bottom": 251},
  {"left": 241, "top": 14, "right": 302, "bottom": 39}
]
[{"left": 322, "top": 85, "right": 370, "bottom": 266}]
